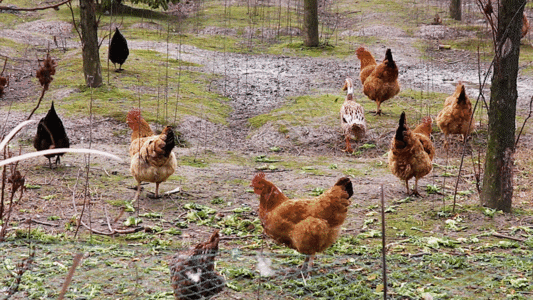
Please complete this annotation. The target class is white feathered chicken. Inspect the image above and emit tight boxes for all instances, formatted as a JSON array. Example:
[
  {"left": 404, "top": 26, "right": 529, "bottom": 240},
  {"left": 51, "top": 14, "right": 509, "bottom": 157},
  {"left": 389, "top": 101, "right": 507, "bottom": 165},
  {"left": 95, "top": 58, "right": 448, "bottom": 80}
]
[{"left": 340, "top": 77, "right": 367, "bottom": 153}]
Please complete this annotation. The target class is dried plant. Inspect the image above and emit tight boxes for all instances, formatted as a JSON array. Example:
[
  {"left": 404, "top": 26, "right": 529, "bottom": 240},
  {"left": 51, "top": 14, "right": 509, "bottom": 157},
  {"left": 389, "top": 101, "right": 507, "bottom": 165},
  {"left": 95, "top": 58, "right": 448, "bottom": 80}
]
[
  {"left": 36, "top": 53, "right": 57, "bottom": 90},
  {"left": 27, "top": 53, "right": 58, "bottom": 120}
]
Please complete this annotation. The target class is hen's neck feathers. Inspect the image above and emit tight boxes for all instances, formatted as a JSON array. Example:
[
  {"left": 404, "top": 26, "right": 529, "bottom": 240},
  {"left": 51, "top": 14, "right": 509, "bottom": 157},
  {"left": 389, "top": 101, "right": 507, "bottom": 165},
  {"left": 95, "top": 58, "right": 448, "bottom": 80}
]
[
  {"left": 413, "top": 117, "right": 432, "bottom": 138},
  {"left": 130, "top": 118, "right": 154, "bottom": 140},
  {"left": 258, "top": 180, "right": 288, "bottom": 212}
]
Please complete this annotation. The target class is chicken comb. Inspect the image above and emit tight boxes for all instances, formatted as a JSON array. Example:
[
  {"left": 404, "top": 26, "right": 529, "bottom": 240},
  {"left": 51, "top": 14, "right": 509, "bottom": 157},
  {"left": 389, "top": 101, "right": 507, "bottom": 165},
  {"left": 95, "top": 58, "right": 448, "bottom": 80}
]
[
  {"left": 251, "top": 172, "right": 266, "bottom": 187},
  {"left": 126, "top": 108, "right": 142, "bottom": 124},
  {"left": 420, "top": 116, "right": 432, "bottom": 125},
  {"left": 356, "top": 46, "right": 367, "bottom": 55}
]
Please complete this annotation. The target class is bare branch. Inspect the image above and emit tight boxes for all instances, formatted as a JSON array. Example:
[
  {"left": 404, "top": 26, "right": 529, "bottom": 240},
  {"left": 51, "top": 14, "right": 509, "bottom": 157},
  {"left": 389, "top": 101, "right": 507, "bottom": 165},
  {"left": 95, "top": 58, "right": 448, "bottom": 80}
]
[
  {"left": 0, "top": 0, "right": 71, "bottom": 11},
  {"left": 58, "top": 253, "right": 83, "bottom": 300},
  {"left": 515, "top": 96, "right": 533, "bottom": 148},
  {"left": 67, "top": 1, "right": 83, "bottom": 46}
]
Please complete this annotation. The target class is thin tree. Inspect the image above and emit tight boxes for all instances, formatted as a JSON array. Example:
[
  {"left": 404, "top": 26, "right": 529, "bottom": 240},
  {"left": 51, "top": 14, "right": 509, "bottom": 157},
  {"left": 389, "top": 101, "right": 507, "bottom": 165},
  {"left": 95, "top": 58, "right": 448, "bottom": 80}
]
[
  {"left": 481, "top": 0, "right": 526, "bottom": 212},
  {"left": 450, "top": 0, "right": 461, "bottom": 21},
  {"left": 79, "top": 0, "right": 102, "bottom": 87},
  {"left": 303, "top": 0, "right": 319, "bottom": 47}
]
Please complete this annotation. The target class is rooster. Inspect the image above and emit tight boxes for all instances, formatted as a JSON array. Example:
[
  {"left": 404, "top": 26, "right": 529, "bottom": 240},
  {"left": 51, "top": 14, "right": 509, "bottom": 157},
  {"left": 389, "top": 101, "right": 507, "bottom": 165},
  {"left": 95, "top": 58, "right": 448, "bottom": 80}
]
[
  {"left": 251, "top": 172, "right": 352, "bottom": 271},
  {"left": 127, "top": 109, "right": 177, "bottom": 201},
  {"left": 109, "top": 27, "right": 129, "bottom": 72},
  {"left": 388, "top": 112, "right": 434, "bottom": 196},
  {"left": 363, "top": 49, "right": 400, "bottom": 115},
  {"left": 436, "top": 82, "right": 475, "bottom": 149},
  {"left": 169, "top": 230, "right": 224, "bottom": 300},
  {"left": 340, "top": 77, "right": 367, "bottom": 153},
  {"left": 33, "top": 101, "right": 70, "bottom": 168},
  {"left": 356, "top": 46, "right": 377, "bottom": 86}
]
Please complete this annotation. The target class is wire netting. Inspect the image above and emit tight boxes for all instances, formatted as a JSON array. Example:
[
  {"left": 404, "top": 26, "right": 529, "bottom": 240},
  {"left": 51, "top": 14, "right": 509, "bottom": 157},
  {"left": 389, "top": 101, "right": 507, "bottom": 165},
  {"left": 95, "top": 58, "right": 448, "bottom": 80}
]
[{"left": 1, "top": 238, "right": 532, "bottom": 299}]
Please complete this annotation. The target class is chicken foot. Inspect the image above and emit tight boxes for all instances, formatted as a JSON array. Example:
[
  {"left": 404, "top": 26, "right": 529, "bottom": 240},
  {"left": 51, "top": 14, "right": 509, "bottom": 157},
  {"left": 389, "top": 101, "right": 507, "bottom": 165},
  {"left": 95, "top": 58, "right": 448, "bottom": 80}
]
[
  {"left": 302, "top": 254, "right": 315, "bottom": 271},
  {"left": 405, "top": 179, "right": 421, "bottom": 197},
  {"left": 147, "top": 183, "right": 161, "bottom": 199},
  {"left": 370, "top": 102, "right": 383, "bottom": 116},
  {"left": 343, "top": 136, "right": 354, "bottom": 153}
]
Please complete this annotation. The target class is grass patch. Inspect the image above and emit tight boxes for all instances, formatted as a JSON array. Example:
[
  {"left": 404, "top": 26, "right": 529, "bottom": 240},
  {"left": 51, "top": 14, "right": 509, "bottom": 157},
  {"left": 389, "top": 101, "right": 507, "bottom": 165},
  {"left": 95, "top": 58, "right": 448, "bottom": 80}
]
[{"left": 249, "top": 94, "right": 340, "bottom": 130}]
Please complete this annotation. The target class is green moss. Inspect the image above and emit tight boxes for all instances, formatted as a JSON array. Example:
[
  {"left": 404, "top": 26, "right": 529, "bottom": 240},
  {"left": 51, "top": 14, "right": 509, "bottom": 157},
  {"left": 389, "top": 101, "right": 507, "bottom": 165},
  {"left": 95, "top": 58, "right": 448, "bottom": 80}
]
[
  {"left": 179, "top": 155, "right": 210, "bottom": 168},
  {"left": 249, "top": 94, "right": 340, "bottom": 130}
]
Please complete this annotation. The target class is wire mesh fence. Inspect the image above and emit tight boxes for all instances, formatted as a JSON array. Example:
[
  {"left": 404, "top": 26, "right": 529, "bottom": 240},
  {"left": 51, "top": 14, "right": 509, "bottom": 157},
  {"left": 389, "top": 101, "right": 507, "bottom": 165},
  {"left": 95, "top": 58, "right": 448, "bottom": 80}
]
[{"left": 1, "top": 238, "right": 532, "bottom": 299}]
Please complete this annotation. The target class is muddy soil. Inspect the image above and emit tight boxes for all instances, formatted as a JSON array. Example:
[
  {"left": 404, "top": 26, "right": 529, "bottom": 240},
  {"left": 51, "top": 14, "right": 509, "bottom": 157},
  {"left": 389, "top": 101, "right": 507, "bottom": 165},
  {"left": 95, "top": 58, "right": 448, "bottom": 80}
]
[{"left": 0, "top": 3, "right": 532, "bottom": 249}]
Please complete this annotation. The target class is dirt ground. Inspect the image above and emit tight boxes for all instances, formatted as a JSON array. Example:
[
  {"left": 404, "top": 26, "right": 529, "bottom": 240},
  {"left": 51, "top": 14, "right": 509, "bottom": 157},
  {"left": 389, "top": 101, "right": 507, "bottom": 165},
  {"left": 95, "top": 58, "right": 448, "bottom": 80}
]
[{"left": 0, "top": 2, "right": 533, "bottom": 298}]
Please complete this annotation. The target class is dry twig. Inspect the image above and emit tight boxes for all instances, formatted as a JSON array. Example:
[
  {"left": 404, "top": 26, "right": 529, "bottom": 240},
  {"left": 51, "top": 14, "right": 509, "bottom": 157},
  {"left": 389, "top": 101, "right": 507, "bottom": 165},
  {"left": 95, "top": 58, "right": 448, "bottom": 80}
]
[{"left": 0, "top": 0, "right": 71, "bottom": 11}]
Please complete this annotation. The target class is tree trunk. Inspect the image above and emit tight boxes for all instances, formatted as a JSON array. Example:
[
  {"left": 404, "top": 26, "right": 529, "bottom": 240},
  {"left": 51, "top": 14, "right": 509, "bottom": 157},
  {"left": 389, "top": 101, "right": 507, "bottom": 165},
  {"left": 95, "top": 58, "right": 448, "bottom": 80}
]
[
  {"left": 450, "top": 0, "right": 461, "bottom": 21},
  {"left": 80, "top": 0, "right": 102, "bottom": 87},
  {"left": 303, "top": 0, "right": 319, "bottom": 47},
  {"left": 481, "top": 0, "right": 525, "bottom": 212}
]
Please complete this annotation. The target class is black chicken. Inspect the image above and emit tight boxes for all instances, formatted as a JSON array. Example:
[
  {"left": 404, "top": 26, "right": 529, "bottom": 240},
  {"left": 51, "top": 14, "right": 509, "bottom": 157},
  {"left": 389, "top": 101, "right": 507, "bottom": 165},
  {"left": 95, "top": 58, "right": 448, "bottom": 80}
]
[
  {"left": 108, "top": 27, "right": 129, "bottom": 72},
  {"left": 33, "top": 102, "right": 70, "bottom": 168},
  {"left": 169, "top": 230, "right": 225, "bottom": 300}
]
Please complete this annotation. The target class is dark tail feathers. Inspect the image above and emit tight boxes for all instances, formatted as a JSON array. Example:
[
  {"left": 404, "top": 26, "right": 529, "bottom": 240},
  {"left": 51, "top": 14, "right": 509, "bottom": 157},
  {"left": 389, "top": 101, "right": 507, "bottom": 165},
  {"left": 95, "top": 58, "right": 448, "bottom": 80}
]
[
  {"left": 335, "top": 177, "right": 353, "bottom": 199},
  {"left": 395, "top": 111, "right": 407, "bottom": 142},
  {"left": 385, "top": 49, "right": 395, "bottom": 66},
  {"left": 162, "top": 126, "right": 176, "bottom": 156},
  {"left": 458, "top": 85, "right": 467, "bottom": 104}
]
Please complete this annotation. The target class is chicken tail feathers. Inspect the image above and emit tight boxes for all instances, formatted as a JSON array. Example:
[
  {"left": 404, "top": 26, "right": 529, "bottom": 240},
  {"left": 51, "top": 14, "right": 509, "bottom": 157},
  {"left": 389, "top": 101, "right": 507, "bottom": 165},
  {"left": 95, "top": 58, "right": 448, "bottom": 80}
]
[
  {"left": 395, "top": 111, "right": 407, "bottom": 142},
  {"left": 385, "top": 49, "right": 395, "bottom": 66},
  {"left": 45, "top": 101, "right": 60, "bottom": 123},
  {"left": 458, "top": 85, "right": 467, "bottom": 104},
  {"left": 334, "top": 177, "right": 353, "bottom": 199},
  {"left": 162, "top": 126, "right": 176, "bottom": 156}
]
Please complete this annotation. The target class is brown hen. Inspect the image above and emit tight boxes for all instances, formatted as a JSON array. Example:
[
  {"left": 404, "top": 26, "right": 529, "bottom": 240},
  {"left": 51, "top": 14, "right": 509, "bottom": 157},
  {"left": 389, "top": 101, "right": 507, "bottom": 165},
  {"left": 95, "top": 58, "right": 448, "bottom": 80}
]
[
  {"left": 127, "top": 109, "right": 177, "bottom": 201},
  {"left": 436, "top": 83, "right": 475, "bottom": 149},
  {"left": 363, "top": 49, "right": 400, "bottom": 115},
  {"left": 388, "top": 112, "right": 434, "bottom": 196},
  {"left": 251, "top": 172, "right": 352, "bottom": 271}
]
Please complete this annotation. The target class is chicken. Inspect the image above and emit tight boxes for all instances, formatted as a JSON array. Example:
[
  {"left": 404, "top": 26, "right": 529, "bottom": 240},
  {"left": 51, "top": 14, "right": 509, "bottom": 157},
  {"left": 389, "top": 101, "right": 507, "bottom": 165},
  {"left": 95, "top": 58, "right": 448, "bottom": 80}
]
[
  {"left": 523, "top": 13, "right": 529, "bottom": 39},
  {"left": 412, "top": 116, "right": 435, "bottom": 161},
  {"left": 363, "top": 49, "right": 400, "bottom": 115},
  {"left": 169, "top": 230, "right": 224, "bottom": 300},
  {"left": 340, "top": 77, "right": 367, "bottom": 153},
  {"left": 127, "top": 109, "right": 177, "bottom": 201},
  {"left": 109, "top": 27, "right": 129, "bottom": 71},
  {"left": 388, "top": 112, "right": 434, "bottom": 196},
  {"left": 251, "top": 172, "right": 352, "bottom": 271},
  {"left": 33, "top": 101, "right": 70, "bottom": 168},
  {"left": 356, "top": 46, "right": 377, "bottom": 86},
  {"left": 436, "top": 82, "right": 475, "bottom": 149}
]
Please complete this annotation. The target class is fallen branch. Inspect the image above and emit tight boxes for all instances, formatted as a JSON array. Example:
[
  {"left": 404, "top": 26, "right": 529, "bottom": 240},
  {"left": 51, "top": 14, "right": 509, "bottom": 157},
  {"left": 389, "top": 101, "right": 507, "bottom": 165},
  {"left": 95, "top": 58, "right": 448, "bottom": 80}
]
[
  {"left": 58, "top": 253, "right": 83, "bottom": 300},
  {"left": 0, "top": 0, "right": 71, "bottom": 11},
  {"left": 24, "top": 218, "right": 60, "bottom": 227},
  {"left": 492, "top": 232, "right": 526, "bottom": 242},
  {"left": 79, "top": 220, "right": 143, "bottom": 236}
]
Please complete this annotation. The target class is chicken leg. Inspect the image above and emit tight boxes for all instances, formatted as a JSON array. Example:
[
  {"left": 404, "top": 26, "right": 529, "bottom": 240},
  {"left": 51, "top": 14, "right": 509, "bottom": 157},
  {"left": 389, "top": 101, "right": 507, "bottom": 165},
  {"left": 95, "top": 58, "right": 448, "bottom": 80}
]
[
  {"left": 147, "top": 182, "right": 161, "bottom": 199},
  {"left": 404, "top": 179, "right": 411, "bottom": 195},
  {"left": 375, "top": 101, "right": 382, "bottom": 116},
  {"left": 412, "top": 178, "right": 421, "bottom": 197},
  {"left": 344, "top": 136, "right": 354, "bottom": 153}
]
